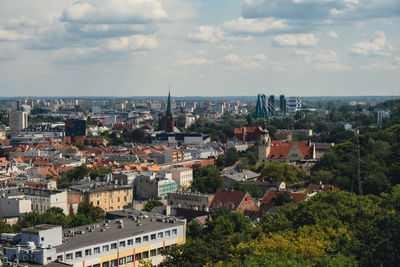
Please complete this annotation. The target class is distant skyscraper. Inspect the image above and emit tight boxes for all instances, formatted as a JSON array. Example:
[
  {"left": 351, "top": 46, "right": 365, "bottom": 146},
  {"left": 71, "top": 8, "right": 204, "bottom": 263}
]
[
  {"left": 279, "top": 95, "right": 287, "bottom": 114},
  {"left": 254, "top": 94, "right": 268, "bottom": 119},
  {"left": 8, "top": 110, "right": 28, "bottom": 134},
  {"left": 268, "top": 95, "right": 275, "bottom": 117},
  {"left": 165, "top": 92, "right": 175, "bottom": 132},
  {"left": 287, "top": 97, "right": 302, "bottom": 113}
]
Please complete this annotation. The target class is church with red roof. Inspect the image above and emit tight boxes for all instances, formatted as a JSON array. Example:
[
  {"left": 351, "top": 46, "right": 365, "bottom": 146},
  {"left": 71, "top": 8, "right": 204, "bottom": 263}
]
[{"left": 258, "top": 130, "right": 315, "bottom": 164}]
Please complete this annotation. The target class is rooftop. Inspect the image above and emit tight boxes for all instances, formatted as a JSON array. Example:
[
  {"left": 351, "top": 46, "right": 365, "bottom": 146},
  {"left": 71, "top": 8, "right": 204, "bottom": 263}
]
[
  {"left": 55, "top": 211, "right": 185, "bottom": 253},
  {"left": 22, "top": 224, "right": 60, "bottom": 234}
]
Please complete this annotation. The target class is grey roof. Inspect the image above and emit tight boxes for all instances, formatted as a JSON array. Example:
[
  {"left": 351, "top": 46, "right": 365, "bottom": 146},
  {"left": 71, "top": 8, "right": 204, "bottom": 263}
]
[
  {"left": 69, "top": 183, "right": 132, "bottom": 193},
  {"left": 222, "top": 169, "right": 259, "bottom": 182},
  {"left": 55, "top": 212, "right": 185, "bottom": 253}
]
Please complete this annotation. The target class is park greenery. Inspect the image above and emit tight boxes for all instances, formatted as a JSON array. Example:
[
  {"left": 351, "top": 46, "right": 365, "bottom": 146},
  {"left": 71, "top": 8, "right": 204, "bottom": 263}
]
[{"left": 163, "top": 188, "right": 400, "bottom": 266}]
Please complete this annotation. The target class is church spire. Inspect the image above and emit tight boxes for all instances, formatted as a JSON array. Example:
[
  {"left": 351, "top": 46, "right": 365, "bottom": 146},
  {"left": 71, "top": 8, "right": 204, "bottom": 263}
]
[{"left": 166, "top": 90, "right": 174, "bottom": 117}]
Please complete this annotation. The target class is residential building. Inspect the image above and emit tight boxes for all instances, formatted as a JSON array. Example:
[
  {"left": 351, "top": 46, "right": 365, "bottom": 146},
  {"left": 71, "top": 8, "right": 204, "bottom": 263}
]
[
  {"left": 65, "top": 119, "right": 86, "bottom": 137},
  {"left": 167, "top": 191, "right": 214, "bottom": 212},
  {"left": 210, "top": 188, "right": 260, "bottom": 217},
  {"left": 4, "top": 212, "right": 186, "bottom": 266},
  {"left": 171, "top": 167, "right": 193, "bottom": 188},
  {"left": 0, "top": 187, "right": 68, "bottom": 214},
  {"left": 222, "top": 169, "right": 259, "bottom": 188},
  {"left": 69, "top": 183, "right": 133, "bottom": 212},
  {"left": 9, "top": 110, "right": 28, "bottom": 134},
  {"left": 134, "top": 172, "right": 178, "bottom": 200},
  {"left": 234, "top": 127, "right": 263, "bottom": 142},
  {"left": 260, "top": 191, "right": 307, "bottom": 212},
  {"left": 286, "top": 97, "right": 302, "bottom": 113}
]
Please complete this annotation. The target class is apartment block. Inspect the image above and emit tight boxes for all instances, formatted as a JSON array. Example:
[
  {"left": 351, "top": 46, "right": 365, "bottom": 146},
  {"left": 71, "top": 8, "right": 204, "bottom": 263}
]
[{"left": 4, "top": 211, "right": 186, "bottom": 266}]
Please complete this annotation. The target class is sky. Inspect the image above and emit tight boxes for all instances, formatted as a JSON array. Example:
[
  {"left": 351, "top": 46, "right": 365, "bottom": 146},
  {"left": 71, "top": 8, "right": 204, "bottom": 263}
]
[{"left": 0, "top": 0, "right": 399, "bottom": 97}]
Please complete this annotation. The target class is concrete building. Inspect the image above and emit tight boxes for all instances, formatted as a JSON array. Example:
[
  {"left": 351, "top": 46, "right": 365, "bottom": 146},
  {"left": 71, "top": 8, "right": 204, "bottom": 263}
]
[
  {"left": 171, "top": 167, "right": 193, "bottom": 188},
  {"left": 4, "top": 212, "right": 186, "bottom": 266},
  {"left": 222, "top": 169, "right": 259, "bottom": 188},
  {"left": 69, "top": 183, "right": 133, "bottom": 212},
  {"left": 134, "top": 173, "right": 179, "bottom": 200},
  {"left": 167, "top": 191, "right": 214, "bottom": 212},
  {"left": 8, "top": 111, "right": 28, "bottom": 134},
  {"left": 286, "top": 97, "right": 302, "bottom": 113},
  {"left": 0, "top": 196, "right": 31, "bottom": 218},
  {"left": 0, "top": 187, "right": 68, "bottom": 215}
]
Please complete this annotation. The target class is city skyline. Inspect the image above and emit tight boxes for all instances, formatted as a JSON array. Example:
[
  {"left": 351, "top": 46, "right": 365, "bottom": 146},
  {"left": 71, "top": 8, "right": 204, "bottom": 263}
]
[{"left": 0, "top": 0, "right": 399, "bottom": 97}]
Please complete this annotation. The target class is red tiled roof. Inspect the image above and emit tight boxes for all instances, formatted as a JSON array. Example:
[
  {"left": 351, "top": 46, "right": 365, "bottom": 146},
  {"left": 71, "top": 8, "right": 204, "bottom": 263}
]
[
  {"left": 268, "top": 140, "right": 292, "bottom": 159},
  {"left": 211, "top": 188, "right": 247, "bottom": 211},
  {"left": 296, "top": 141, "right": 314, "bottom": 159},
  {"left": 261, "top": 191, "right": 307, "bottom": 208}
]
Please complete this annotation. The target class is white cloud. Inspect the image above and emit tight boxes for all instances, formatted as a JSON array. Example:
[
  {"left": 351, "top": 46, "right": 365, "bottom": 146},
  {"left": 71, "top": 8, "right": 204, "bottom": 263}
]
[
  {"left": 223, "top": 17, "right": 289, "bottom": 35},
  {"left": 350, "top": 31, "right": 391, "bottom": 56},
  {"left": 178, "top": 57, "right": 212, "bottom": 65},
  {"left": 187, "top": 26, "right": 224, "bottom": 42},
  {"left": 313, "top": 62, "right": 352, "bottom": 72},
  {"left": 62, "top": 0, "right": 168, "bottom": 24},
  {"left": 314, "top": 50, "right": 340, "bottom": 62},
  {"left": 106, "top": 35, "right": 158, "bottom": 51},
  {"left": 0, "top": 29, "right": 26, "bottom": 41},
  {"left": 224, "top": 53, "right": 268, "bottom": 70},
  {"left": 273, "top": 33, "right": 318, "bottom": 47},
  {"left": 326, "top": 31, "right": 338, "bottom": 38}
]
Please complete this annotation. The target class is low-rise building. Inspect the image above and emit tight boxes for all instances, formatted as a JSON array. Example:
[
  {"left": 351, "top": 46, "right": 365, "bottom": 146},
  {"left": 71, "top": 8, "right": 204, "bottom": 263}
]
[
  {"left": 167, "top": 191, "right": 214, "bottom": 212},
  {"left": 69, "top": 183, "right": 133, "bottom": 212},
  {"left": 134, "top": 173, "right": 178, "bottom": 200},
  {"left": 4, "top": 212, "right": 186, "bottom": 266},
  {"left": 171, "top": 167, "right": 193, "bottom": 188}
]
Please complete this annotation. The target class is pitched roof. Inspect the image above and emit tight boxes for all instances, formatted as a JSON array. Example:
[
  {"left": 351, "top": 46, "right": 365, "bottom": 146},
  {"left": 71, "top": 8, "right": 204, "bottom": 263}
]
[
  {"left": 261, "top": 191, "right": 307, "bottom": 207},
  {"left": 268, "top": 140, "right": 292, "bottom": 159},
  {"left": 211, "top": 188, "right": 247, "bottom": 211}
]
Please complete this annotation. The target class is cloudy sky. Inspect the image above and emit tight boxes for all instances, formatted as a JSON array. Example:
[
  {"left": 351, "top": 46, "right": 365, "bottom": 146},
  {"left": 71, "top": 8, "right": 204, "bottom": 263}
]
[{"left": 0, "top": 0, "right": 399, "bottom": 97}]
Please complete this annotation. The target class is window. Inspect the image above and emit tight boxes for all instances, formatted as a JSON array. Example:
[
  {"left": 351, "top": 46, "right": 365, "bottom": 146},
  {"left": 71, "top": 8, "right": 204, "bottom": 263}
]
[
  {"left": 103, "top": 245, "right": 109, "bottom": 252},
  {"left": 111, "top": 243, "right": 117, "bottom": 250},
  {"left": 102, "top": 262, "right": 109, "bottom": 267},
  {"left": 142, "top": 251, "right": 149, "bottom": 259},
  {"left": 151, "top": 234, "right": 156, "bottom": 240},
  {"left": 75, "top": 251, "right": 82, "bottom": 258},
  {"left": 158, "top": 232, "right": 163, "bottom": 238},
  {"left": 119, "top": 257, "right": 126, "bottom": 265},
  {"left": 150, "top": 249, "right": 157, "bottom": 257},
  {"left": 93, "top": 264, "right": 100, "bottom": 267},
  {"left": 135, "top": 253, "right": 142, "bottom": 261},
  {"left": 143, "top": 236, "right": 149, "bottom": 242},
  {"left": 127, "top": 239, "right": 133, "bottom": 246},
  {"left": 41, "top": 237, "right": 44, "bottom": 241},
  {"left": 172, "top": 229, "right": 177, "bottom": 235},
  {"left": 120, "top": 241, "right": 125, "bottom": 247},
  {"left": 127, "top": 255, "right": 133, "bottom": 263},
  {"left": 66, "top": 254, "right": 73, "bottom": 260},
  {"left": 94, "top": 247, "right": 100, "bottom": 254},
  {"left": 110, "top": 259, "right": 118, "bottom": 267},
  {"left": 57, "top": 255, "right": 63, "bottom": 261},
  {"left": 157, "top": 248, "right": 163, "bottom": 254},
  {"left": 165, "top": 230, "right": 170, "bottom": 237},
  {"left": 118, "top": 197, "right": 120, "bottom": 202},
  {"left": 135, "top": 237, "right": 141, "bottom": 244},
  {"left": 85, "top": 249, "right": 92, "bottom": 256}
]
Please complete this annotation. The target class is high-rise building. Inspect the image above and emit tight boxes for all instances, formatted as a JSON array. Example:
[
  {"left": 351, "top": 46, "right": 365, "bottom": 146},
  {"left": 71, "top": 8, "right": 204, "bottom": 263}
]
[
  {"left": 279, "top": 95, "right": 287, "bottom": 114},
  {"left": 268, "top": 95, "right": 275, "bottom": 117},
  {"left": 254, "top": 94, "right": 268, "bottom": 119},
  {"left": 286, "top": 97, "right": 302, "bottom": 113},
  {"left": 65, "top": 119, "right": 86, "bottom": 137},
  {"left": 8, "top": 110, "right": 28, "bottom": 134},
  {"left": 165, "top": 92, "right": 175, "bottom": 132}
]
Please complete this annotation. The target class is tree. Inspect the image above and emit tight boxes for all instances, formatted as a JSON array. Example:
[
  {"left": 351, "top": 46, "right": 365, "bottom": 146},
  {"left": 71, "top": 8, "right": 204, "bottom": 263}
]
[
  {"left": 260, "top": 161, "right": 307, "bottom": 183},
  {"left": 142, "top": 200, "right": 164, "bottom": 212},
  {"left": 273, "top": 192, "right": 295, "bottom": 206},
  {"left": 225, "top": 147, "right": 239, "bottom": 167},
  {"left": 232, "top": 182, "right": 263, "bottom": 198}
]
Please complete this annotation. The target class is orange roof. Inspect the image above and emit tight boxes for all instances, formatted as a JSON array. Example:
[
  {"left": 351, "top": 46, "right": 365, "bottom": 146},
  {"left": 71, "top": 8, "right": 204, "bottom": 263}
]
[
  {"left": 268, "top": 140, "right": 292, "bottom": 159},
  {"left": 261, "top": 191, "right": 307, "bottom": 207}
]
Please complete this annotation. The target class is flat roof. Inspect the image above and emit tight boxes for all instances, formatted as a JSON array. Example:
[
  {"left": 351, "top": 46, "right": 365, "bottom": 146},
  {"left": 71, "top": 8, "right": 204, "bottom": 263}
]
[
  {"left": 55, "top": 211, "right": 185, "bottom": 253},
  {"left": 22, "top": 224, "right": 60, "bottom": 234}
]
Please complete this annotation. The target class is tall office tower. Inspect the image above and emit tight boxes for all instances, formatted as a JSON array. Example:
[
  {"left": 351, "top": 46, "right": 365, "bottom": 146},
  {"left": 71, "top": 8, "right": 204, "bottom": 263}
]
[
  {"left": 165, "top": 91, "right": 175, "bottom": 132},
  {"left": 254, "top": 94, "right": 268, "bottom": 119},
  {"left": 268, "top": 95, "right": 275, "bottom": 117},
  {"left": 279, "top": 95, "right": 287, "bottom": 114},
  {"left": 65, "top": 119, "right": 87, "bottom": 136},
  {"left": 287, "top": 97, "right": 302, "bottom": 113},
  {"left": 8, "top": 110, "right": 28, "bottom": 134}
]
